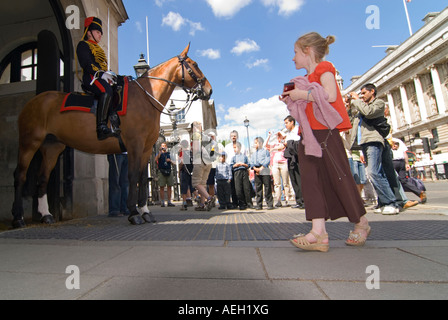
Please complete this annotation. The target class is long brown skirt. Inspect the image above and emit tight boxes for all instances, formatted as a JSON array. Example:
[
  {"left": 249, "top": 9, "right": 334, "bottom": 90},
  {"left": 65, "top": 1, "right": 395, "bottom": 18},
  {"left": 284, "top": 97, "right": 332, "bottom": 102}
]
[{"left": 298, "top": 129, "right": 366, "bottom": 223}]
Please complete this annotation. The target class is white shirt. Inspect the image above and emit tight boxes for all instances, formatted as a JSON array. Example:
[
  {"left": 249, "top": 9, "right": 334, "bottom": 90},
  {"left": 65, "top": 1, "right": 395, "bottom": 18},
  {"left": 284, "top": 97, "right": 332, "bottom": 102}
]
[
  {"left": 285, "top": 125, "right": 300, "bottom": 142},
  {"left": 391, "top": 138, "right": 407, "bottom": 160}
]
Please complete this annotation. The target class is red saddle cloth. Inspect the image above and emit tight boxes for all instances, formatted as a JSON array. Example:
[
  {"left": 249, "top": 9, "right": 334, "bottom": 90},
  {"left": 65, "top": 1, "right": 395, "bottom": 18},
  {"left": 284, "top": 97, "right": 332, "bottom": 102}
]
[{"left": 60, "top": 76, "right": 129, "bottom": 115}]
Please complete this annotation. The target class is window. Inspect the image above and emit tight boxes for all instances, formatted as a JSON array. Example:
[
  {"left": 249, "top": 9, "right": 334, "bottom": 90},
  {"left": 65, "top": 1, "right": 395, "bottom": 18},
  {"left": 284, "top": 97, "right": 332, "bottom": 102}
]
[
  {"left": 20, "top": 48, "right": 38, "bottom": 81},
  {"left": 176, "top": 109, "right": 186, "bottom": 124},
  {"left": 0, "top": 42, "right": 38, "bottom": 84}
]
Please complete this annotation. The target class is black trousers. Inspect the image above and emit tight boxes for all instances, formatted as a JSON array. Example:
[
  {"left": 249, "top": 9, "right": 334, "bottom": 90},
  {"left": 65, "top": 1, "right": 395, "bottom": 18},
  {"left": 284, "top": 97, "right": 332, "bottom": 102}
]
[
  {"left": 230, "top": 174, "right": 238, "bottom": 206},
  {"left": 83, "top": 74, "right": 113, "bottom": 96},
  {"left": 233, "top": 169, "right": 252, "bottom": 208},
  {"left": 381, "top": 142, "right": 407, "bottom": 207},
  {"left": 216, "top": 180, "right": 231, "bottom": 207},
  {"left": 288, "top": 159, "right": 304, "bottom": 205},
  {"left": 254, "top": 174, "right": 273, "bottom": 208}
]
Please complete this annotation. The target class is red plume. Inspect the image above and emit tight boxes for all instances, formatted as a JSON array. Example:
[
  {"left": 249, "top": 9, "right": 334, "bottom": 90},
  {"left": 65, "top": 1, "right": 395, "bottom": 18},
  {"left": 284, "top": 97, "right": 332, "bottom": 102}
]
[{"left": 84, "top": 17, "right": 94, "bottom": 28}]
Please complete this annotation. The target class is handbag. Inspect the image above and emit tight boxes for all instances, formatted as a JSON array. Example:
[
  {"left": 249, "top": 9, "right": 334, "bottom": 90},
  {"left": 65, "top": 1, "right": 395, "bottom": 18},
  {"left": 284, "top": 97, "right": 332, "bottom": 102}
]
[{"left": 159, "top": 168, "right": 171, "bottom": 177}]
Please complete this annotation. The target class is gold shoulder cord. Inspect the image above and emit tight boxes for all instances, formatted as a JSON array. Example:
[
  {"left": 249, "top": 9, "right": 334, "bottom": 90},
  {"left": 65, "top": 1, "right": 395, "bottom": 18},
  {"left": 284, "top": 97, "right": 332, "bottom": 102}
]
[{"left": 85, "top": 41, "right": 108, "bottom": 72}]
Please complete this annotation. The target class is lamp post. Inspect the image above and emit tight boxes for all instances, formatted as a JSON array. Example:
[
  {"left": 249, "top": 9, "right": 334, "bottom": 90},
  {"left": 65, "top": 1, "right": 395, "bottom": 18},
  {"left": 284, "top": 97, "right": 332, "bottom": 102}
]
[
  {"left": 244, "top": 117, "right": 250, "bottom": 155},
  {"left": 133, "top": 53, "right": 150, "bottom": 78},
  {"left": 169, "top": 100, "right": 180, "bottom": 200}
]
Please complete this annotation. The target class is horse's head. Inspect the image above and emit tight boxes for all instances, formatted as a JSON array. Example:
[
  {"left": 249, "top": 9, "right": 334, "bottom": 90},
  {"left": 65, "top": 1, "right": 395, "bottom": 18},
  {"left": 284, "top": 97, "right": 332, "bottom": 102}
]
[{"left": 176, "top": 43, "right": 213, "bottom": 101}]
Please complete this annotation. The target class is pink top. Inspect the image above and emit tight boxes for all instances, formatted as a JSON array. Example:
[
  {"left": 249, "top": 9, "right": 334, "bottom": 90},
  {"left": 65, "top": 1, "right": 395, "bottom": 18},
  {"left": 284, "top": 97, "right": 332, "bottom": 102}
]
[{"left": 266, "top": 142, "right": 287, "bottom": 165}]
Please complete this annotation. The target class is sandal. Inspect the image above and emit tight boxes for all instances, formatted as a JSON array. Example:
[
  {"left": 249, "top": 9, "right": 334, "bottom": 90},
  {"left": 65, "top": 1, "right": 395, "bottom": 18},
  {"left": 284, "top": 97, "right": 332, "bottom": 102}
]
[
  {"left": 290, "top": 231, "right": 329, "bottom": 252},
  {"left": 345, "top": 224, "right": 371, "bottom": 247}
]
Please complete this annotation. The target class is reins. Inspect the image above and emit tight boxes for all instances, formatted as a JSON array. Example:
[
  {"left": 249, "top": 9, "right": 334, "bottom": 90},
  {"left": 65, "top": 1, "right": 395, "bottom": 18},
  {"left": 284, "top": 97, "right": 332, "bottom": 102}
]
[{"left": 133, "top": 55, "right": 206, "bottom": 117}]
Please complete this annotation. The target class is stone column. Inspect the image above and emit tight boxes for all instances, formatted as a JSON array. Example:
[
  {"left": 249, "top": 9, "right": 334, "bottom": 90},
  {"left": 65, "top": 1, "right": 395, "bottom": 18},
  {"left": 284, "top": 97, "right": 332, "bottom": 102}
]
[
  {"left": 399, "top": 85, "right": 412, "bottom": 124},
  {"left": 413, "top": 75, "right": 428, "bottom": 121},
  {"left": 430, "top": 65, "right": 447, "bottom": 114},
  {"left": 386, "top": 92, "right": 399, "bottom": 131}
]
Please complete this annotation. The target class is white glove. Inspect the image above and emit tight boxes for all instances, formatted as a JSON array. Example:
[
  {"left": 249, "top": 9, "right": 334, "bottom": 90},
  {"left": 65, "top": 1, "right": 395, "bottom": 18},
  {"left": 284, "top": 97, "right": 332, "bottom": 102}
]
[{"left": 101, "top": 72, "right": 115, "bottom": 85}]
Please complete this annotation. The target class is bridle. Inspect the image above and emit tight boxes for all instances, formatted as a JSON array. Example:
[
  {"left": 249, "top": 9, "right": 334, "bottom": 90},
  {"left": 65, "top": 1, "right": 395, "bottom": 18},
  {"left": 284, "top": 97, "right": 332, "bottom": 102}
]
[
  {"left": 134, "top": 55, "right": 209, "bottom": 116},
  {"left": 177, "top": 55, "right": 208, "bottom": 101}
]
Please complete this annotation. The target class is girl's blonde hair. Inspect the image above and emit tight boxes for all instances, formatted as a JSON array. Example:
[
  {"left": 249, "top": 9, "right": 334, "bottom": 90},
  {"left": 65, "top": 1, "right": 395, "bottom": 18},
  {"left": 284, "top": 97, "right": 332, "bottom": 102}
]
[{"left": 295, "top": 32, "right": 335, "bottom": 63}]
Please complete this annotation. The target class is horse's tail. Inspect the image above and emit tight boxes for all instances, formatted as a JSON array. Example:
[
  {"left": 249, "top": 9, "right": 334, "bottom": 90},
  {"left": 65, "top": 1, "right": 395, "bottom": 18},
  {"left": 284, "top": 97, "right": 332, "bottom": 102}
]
[
  {"left": 18, "top": 92, "right": 57, "bottom": 198},
  {"left": 22, "top": 150, "right": 42, "bottom": 198}
]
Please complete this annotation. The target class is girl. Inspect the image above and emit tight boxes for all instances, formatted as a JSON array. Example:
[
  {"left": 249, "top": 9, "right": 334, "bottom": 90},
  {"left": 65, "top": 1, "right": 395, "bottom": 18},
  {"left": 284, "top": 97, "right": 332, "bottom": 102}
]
[{"left": 280, "top": 32, "right": 370, "bottom": 252}]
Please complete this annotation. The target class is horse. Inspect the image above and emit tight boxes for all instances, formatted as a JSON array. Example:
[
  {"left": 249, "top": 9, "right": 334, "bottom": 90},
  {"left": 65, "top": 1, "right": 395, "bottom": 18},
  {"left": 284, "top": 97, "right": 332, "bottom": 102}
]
[{"left": 11, "top": 43, "right": 212, "bottom": 228}]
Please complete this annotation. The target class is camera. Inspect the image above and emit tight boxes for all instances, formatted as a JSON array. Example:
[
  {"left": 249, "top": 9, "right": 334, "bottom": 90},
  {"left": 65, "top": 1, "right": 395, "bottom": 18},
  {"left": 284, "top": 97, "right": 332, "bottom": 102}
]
[
  {"left": 283, "top": 82, "right": 295, "bottom": 92},
  {"left": 281, "top": 82, "right": 295, "bottom": 98}
]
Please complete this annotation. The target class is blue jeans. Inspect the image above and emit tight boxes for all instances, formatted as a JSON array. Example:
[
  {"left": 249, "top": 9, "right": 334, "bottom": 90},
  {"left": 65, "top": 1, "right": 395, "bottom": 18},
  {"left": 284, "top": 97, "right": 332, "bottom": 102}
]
[
  {"left": 107, "top": 154, "right": 130, "bottom": 216},
  {"left": 362, "top": 142, "right": 397, "bottom": 206}
]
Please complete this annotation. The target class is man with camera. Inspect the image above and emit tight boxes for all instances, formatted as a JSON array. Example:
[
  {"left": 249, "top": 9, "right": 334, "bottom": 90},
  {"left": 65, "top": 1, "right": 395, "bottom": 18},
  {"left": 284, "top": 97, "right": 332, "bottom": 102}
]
[
  {"left": 348, "top": 83, "right": 400, "bottom": 214},
  {"left": 155, "top": 142, "right": 175, "bottom": 207}
]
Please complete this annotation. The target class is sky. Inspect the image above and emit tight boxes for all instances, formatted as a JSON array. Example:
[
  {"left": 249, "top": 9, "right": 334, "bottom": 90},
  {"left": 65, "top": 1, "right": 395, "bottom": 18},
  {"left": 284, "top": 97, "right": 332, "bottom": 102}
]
[{"left": 118, "top": 0, "right": 448, "bottom": 146}]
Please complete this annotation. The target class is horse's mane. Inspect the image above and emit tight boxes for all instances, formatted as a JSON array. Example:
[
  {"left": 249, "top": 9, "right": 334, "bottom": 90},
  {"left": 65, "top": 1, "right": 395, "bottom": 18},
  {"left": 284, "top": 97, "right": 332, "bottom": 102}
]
[{"left": 140, "top": 56, "right": 177, "bottom": 78}]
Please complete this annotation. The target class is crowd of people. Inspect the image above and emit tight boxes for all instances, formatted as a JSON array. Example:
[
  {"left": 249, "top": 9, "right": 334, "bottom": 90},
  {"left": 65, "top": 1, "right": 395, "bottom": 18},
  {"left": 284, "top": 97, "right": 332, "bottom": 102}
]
[{"left": 152, "top": 118, "right": 308, "bottom": 213}]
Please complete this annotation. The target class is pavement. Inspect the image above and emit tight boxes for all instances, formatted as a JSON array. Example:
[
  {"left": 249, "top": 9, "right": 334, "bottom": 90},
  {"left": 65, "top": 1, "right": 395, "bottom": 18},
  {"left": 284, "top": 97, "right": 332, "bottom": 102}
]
[{"left": 0, "top": 181, "right": 447, "bottom": 302}]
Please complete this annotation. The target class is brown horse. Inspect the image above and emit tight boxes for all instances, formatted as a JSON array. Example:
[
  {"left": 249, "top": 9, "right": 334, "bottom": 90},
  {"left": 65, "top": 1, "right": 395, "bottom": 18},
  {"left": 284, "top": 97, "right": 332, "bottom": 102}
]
[{"left": 11, "top": 44, "right": 212, "bottom": 228}]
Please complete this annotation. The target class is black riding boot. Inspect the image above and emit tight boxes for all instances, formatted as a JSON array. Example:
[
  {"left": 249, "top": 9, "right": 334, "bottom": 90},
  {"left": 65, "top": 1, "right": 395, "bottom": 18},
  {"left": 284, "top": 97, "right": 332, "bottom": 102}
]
[{"left": 96, "top": 93, "right": 114, "bottom": 140}]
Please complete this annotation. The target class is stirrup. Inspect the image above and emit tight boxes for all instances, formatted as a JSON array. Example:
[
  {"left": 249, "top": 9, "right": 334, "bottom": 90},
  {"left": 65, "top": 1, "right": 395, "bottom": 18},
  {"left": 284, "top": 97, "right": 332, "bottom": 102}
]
[{"left": 97, "top": 124, "right": 114, "bottom": 140}]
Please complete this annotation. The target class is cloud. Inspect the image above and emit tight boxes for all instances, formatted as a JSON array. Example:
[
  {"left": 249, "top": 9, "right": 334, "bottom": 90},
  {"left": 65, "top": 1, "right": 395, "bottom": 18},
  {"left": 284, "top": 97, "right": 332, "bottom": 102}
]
[
  {"left": 197, "top": 48, "right": 221, "bottom": 60},
  {"left": 155, "top": 0, "right": 174, "bottom": 7},
  {"left": 188, "top": 21, "right": 205, "bottom": 36},
  {"left": 162, "top": 12, "right": 185, "bottom": 31},
  {"left": 246, "top": 58, "right": 269, "bottom": 69},
  {"left": 231, "top": 39, "right": 260, "bottom": 55},
  {"left": 162, "top": 11, "right": 204, "bottom": 36},
  {"left": 261, "top": 0, "right": 305, "bottom": 16},
  {"left": 218, "top": 95, "right": 289, "bottom": 140},
  {"left": 135, "top": 21, "right": 143, "bottom": 33},
  {"left": 216, "top": 103, "right": 226, "bottom": 113},
  {"left": 205, "top": 0, "right": 304, "bottom": 18},
  {"left": 205, "top": 0, "right": 252, "bottom": 18}
]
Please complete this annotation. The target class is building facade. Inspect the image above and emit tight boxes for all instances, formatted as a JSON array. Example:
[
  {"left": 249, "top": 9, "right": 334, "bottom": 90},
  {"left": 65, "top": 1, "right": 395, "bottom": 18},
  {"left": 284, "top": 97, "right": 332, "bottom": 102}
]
[
  {"left": 0, "top": 0, "right": 128, "bottom": 223},
  {"left": 343, "top": 8, "right": 448, "bottom": 171}
]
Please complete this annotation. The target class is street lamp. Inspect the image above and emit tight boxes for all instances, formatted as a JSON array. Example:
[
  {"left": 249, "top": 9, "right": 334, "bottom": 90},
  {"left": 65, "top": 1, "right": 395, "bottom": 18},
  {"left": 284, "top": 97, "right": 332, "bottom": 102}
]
[
  {"left": 244, "top": 117, "right": 250, "bottom": 155},
  {"left": 133, "top": 53, "right": 150, "bottom": 78},
  {"left": 168, "top": 100, "right": 180, "bottom": 200},
  {"left": 169, "top": 100, "right": 178, "bottom": 132}
]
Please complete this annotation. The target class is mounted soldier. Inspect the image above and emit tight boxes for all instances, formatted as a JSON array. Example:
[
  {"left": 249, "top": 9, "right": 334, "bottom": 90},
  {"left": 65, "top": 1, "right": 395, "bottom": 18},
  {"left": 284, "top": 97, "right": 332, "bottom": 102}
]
[{"left": 76, "top": 16, "right": 119, "bottom": 140}]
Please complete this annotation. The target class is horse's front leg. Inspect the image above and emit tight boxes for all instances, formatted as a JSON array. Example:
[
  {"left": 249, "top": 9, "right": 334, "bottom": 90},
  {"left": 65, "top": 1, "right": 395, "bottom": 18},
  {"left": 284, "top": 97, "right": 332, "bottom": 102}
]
[
  {"left": 136, "top": 167, "right": 156, "bottom": 223},
  {"left": 12, "top": 167, "right": 27, "bottom": 228}
]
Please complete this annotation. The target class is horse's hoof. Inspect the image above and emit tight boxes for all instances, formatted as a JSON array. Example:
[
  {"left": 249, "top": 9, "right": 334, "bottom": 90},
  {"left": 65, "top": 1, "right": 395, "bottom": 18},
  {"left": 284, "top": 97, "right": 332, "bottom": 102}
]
[
  {"left": 41, "top": 215, "right": 55, "bottom": 225},
  {"left": 128, "top": 214, "right": 144, "bottom": 225},
  {"left": 142, "top": 212, "right": 157, "bottom": 223},
  {"left": 12, "top": 219, "right": 26, "bottom": 229}
]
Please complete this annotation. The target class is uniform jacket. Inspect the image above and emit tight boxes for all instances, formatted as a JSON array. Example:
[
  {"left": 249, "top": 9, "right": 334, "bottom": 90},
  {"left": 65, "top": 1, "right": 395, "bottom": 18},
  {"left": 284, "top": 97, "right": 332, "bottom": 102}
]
[{"left": 77, "top": 40, "right": 108, "bottom": 77}]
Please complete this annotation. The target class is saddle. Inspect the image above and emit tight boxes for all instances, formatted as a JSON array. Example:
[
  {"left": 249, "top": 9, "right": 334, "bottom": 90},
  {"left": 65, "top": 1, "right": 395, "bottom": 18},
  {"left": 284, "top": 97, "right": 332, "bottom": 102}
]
[
  {"left": 60, "top": 75, "right": 131, "bottom": 121},
  {"left": 60, "top": 76, "right": 131, "bottom": 151}
]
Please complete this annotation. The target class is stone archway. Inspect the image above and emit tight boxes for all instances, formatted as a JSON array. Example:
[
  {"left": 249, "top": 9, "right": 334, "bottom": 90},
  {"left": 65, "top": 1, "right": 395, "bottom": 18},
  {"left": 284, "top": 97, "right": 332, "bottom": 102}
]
[{"left": 0, "top": 0, "right": 74, "bottom": 223}]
